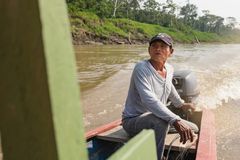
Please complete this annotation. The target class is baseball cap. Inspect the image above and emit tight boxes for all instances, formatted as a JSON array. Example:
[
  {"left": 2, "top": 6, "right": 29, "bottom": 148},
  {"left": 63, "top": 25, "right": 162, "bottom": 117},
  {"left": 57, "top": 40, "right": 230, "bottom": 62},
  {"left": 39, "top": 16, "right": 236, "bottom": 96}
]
[{"left": 149, "top": 33, "right": 173, "bottom": 46}]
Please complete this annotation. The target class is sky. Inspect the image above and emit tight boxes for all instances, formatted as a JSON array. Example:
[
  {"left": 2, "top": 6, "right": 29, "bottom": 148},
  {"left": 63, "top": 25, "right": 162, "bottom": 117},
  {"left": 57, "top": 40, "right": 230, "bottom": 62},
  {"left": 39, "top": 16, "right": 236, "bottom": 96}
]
[{"left": 158, "top": 0, "right": 240, "bottom": 26}]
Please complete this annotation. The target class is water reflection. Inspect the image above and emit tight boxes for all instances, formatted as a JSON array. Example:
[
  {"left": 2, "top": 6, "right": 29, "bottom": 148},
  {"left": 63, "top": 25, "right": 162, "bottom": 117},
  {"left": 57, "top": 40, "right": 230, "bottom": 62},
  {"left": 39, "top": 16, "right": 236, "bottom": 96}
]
[{"left": 75, "top": 45, "right": 147, "bottom": 91}]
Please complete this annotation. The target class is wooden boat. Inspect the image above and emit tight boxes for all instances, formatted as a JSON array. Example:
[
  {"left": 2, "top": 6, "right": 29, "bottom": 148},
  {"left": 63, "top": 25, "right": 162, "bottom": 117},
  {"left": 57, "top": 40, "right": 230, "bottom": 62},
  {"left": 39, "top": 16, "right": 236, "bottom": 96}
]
[
  {"left": 86, "top": 70, "right": 217, "bottom": 160},
  {"left": 0, "top": 1, "right": 217, "bottom": 159}
]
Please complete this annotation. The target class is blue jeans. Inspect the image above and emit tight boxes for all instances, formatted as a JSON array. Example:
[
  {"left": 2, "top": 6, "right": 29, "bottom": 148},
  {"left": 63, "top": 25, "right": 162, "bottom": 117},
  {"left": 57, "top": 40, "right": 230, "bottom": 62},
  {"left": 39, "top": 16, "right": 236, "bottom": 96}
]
[{"left": 122, "top": 113, "right": 199, "bottom": 160}]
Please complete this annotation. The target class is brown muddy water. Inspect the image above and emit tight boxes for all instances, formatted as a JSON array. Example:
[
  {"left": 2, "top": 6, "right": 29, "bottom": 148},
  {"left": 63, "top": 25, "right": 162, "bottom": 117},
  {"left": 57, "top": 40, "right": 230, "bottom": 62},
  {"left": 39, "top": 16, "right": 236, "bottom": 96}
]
[{"left": 75, "top": 44, "right": 240, "bottom": 160}]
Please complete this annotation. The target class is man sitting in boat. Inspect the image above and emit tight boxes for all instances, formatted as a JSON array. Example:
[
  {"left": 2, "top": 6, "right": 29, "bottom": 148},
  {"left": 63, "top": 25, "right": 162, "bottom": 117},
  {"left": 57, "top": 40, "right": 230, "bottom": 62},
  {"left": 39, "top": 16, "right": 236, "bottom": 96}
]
[{"left": 122, "top": 33, "right": 199, "bottom": 160}]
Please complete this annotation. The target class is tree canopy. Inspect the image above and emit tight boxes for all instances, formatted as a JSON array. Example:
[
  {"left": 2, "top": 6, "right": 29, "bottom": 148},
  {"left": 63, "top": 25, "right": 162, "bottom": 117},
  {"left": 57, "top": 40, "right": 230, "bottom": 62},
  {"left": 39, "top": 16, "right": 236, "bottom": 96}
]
[{"left": 67, "top": 0, "right": 239, "bottom": 35}]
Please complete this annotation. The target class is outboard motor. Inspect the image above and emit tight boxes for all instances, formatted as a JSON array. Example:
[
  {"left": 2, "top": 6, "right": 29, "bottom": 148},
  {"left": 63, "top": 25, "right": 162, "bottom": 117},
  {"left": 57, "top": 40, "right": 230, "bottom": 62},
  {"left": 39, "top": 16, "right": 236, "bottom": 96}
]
[
  {"left": 172, "top": 70, "right": 200, "bottom": 103},
  {"left": 168, "top": 70, "right": 200, "bottom": 121}
]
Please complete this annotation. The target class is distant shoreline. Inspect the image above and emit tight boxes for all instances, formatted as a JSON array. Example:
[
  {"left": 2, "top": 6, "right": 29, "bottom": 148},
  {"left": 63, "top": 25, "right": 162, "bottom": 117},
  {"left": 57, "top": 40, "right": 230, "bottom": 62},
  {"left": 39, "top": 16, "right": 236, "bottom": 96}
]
[
  {"left": 70, "top": 11, "right": 239, "bottom": 46},
  {"left": 71, "top": 31, "right": 149, "bottom": 45},
  {"left": 72, "top": 36, "right": 230, "bottom": 46}
]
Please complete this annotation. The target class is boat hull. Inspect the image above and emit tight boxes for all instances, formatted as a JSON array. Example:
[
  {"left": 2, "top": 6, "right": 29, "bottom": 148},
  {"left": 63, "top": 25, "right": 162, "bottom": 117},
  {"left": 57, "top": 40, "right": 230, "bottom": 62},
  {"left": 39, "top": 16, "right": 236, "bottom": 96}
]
[{"left": 86, "top": 109, "right": 216, "bottom": 160}]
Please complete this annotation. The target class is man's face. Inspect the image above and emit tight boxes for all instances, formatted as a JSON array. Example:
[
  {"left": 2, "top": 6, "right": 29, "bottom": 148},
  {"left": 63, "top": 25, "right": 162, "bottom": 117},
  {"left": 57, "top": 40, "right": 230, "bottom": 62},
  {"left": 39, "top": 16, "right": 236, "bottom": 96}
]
[{"left": 148, "top": 41, "right": 173, "bottom": 63}]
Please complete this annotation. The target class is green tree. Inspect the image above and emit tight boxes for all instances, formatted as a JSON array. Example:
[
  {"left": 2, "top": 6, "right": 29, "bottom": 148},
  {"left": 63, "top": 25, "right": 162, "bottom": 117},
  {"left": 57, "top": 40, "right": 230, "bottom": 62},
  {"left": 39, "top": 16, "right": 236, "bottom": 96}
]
[
  {"left": 142, "top": 0, "right": 160, "bottom": 24},
  {"left": 128, "top": 0, "right": 142, "bottom": 19},
  {"left": 196, "top": 10, "right": 225, "bottom": 33},
  {"left": 143, "top": 0, "right": 159, "bottom": 12},
  {"left": 179, "top": 3, "right": 198, "bottom": 26},
  {"left": 112, "top": 0, "right": 142, "bottom": 18},
  {"left": 161, "top": 0, "right": 178, "bottom": 27},
  {"left": 94, "top": 0, "right": 113, "bottom": 17},
  {"left": 66, "top": 0, "right": 113, "bottom": 18},
  {"left": 117, "top": 0, "right": 141, "bottom": 18},
  {"left": 67, "top": 0, "right": 86, "bottom": 13},
  {"left": 226, "top": 17, "right": 238, "bottom": 29}
]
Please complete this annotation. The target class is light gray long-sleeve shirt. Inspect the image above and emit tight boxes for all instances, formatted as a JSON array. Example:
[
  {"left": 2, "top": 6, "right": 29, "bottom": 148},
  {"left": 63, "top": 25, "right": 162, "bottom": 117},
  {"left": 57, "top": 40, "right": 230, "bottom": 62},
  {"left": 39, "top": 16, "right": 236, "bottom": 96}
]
[{"left": 122, "top": 60, "right": 184, "bottom": 124}]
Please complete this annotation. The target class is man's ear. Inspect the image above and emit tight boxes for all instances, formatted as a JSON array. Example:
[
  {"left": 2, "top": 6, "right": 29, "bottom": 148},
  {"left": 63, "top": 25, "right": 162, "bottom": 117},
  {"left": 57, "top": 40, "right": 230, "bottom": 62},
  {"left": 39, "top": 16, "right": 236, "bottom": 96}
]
[{"left": 169, "top": 48, "right": 174, "bottom": 57}]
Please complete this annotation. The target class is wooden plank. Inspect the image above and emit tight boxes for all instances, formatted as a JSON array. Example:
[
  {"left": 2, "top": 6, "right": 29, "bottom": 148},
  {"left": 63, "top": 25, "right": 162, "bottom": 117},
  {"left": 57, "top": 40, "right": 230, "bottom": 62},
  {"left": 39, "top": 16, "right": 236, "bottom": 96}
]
[
  {"left": 95, "top": 124, "right": 197, "bottom": 154},
  {"left": 0, "top": 0, "right": 87, "bottom": 159},
  {"left": 86, "top": 119, "right": 122, "bottom": 139},
  {"left": 109, "top": 130, "right": 157, "bottom": 160},
  {"left": 0, "top": 135, "right": 2, "bottom": 160},
  {"left": 196, "top": 109, "right": 217, "bottom": 160},
  {"left": 96, "top": 126, "right": 130, "bottom": 143}
]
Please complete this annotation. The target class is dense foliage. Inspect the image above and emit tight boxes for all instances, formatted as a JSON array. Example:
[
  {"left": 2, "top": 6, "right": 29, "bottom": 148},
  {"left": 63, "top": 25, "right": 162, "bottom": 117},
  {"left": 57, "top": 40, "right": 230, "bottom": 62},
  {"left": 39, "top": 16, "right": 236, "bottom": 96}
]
[
  {"left": 67, "top": 0, "right": 239, "bottom": 35},
  {"left": 66, "top": 0, "right": 240, "bottom": 45}
]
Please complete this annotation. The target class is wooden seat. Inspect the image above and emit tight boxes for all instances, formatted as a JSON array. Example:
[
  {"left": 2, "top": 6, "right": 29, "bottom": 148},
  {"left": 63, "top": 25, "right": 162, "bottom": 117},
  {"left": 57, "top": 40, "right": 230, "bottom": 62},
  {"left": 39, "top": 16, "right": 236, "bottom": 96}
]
[
  {"left": 96, "top": 125, "right": 130, "bottom": 143},
  {"left": 96, "top": 125, "right": 197, "bottom": 153}
]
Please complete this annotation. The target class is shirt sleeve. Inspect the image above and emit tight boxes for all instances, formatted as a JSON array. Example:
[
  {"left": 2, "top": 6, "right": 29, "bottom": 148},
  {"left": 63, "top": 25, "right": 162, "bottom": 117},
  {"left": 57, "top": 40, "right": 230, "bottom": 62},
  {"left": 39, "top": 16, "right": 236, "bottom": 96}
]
[
  {"left": 168, "top": 83, "right": 185, "bottom": 108},
  {"left": 133, "top": 66, "right": 181, "bottom": 124}
]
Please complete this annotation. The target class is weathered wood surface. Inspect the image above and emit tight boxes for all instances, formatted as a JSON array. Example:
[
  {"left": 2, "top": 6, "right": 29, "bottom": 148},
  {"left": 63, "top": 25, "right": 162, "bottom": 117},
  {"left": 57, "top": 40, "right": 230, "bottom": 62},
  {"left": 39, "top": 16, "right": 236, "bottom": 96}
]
[{"left": 96, "top": 125, "right": 197, "bottom": 153}]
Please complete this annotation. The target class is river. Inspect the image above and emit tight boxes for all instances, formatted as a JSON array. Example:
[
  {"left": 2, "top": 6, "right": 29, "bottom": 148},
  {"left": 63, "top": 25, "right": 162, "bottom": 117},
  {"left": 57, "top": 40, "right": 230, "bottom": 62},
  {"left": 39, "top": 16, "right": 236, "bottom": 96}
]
[{"left": 75, "top": 43, "right": 240, "bottom": 160}]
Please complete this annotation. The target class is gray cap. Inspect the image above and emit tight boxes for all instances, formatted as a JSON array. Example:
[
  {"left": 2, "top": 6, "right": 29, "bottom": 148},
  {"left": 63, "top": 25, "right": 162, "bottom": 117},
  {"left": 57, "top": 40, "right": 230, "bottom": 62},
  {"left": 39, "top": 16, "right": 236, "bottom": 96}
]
[{"left": 149, "top": 33, "right": 173, "bottom": 46}]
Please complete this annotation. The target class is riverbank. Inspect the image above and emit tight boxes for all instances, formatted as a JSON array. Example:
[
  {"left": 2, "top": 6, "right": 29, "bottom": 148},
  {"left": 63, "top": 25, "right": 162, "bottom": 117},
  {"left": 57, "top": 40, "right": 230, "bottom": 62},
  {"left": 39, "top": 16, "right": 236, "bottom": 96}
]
[{"left": 69, "top": 11, "right": 240, "bottom": 45}]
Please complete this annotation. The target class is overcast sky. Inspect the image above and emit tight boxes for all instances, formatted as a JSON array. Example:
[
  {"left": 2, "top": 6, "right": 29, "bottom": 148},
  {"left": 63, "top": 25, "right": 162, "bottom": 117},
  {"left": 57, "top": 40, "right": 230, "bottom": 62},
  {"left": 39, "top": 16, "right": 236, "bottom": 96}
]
[{"left": 158, "top": 0, "right": 240, "bottom": 25}]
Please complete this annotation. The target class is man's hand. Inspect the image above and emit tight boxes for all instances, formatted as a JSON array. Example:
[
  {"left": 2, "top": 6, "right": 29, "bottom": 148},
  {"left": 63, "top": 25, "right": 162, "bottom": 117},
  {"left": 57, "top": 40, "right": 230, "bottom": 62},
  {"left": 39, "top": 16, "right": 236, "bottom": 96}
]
[
  {"left": 180, "top": 103, "right": 196, "bottom": 112},
  {"left": 173, "top": 120, "right": 194, "bottom": 144}
]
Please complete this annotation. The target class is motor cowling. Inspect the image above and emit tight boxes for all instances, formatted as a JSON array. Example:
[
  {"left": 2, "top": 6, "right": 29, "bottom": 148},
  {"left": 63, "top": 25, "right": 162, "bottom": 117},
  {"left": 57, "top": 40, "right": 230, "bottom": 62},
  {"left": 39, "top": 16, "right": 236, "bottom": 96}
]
[{"left": 172, "top": 70, "right": 200, "bottom": 103}]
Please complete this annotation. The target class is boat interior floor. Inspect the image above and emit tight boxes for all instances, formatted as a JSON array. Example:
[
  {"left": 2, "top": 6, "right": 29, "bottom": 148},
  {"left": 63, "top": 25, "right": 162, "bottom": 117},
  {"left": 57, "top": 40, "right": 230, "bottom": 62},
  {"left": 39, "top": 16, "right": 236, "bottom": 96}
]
[{"left": 96, "top": 125, "right": 198, "bottom": 153}]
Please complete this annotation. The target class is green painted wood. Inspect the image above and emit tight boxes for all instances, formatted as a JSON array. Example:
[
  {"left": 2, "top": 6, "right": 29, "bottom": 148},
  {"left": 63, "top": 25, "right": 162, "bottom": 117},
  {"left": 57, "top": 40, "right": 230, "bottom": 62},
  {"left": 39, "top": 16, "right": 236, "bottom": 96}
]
[
  {"left": 0, "top": 0, "right": 87, "bottom": 160},
  {"left": 109, "top": 130, "right": 158, "bottom": 160}
]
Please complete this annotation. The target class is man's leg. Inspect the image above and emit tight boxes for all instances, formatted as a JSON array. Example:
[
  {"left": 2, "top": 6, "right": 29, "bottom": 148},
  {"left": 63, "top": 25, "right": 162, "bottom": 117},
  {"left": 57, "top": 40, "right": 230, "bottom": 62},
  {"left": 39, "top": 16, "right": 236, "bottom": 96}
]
[{"left": 122, "top": 113, "right": 170, "bottom": 160}]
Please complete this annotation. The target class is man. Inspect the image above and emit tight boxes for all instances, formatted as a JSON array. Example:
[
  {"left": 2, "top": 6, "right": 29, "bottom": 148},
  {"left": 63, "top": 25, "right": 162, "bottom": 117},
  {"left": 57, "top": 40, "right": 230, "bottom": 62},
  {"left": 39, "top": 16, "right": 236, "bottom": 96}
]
[{"left": 122, "top": 33, "right": 198, "bottom": 160}]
